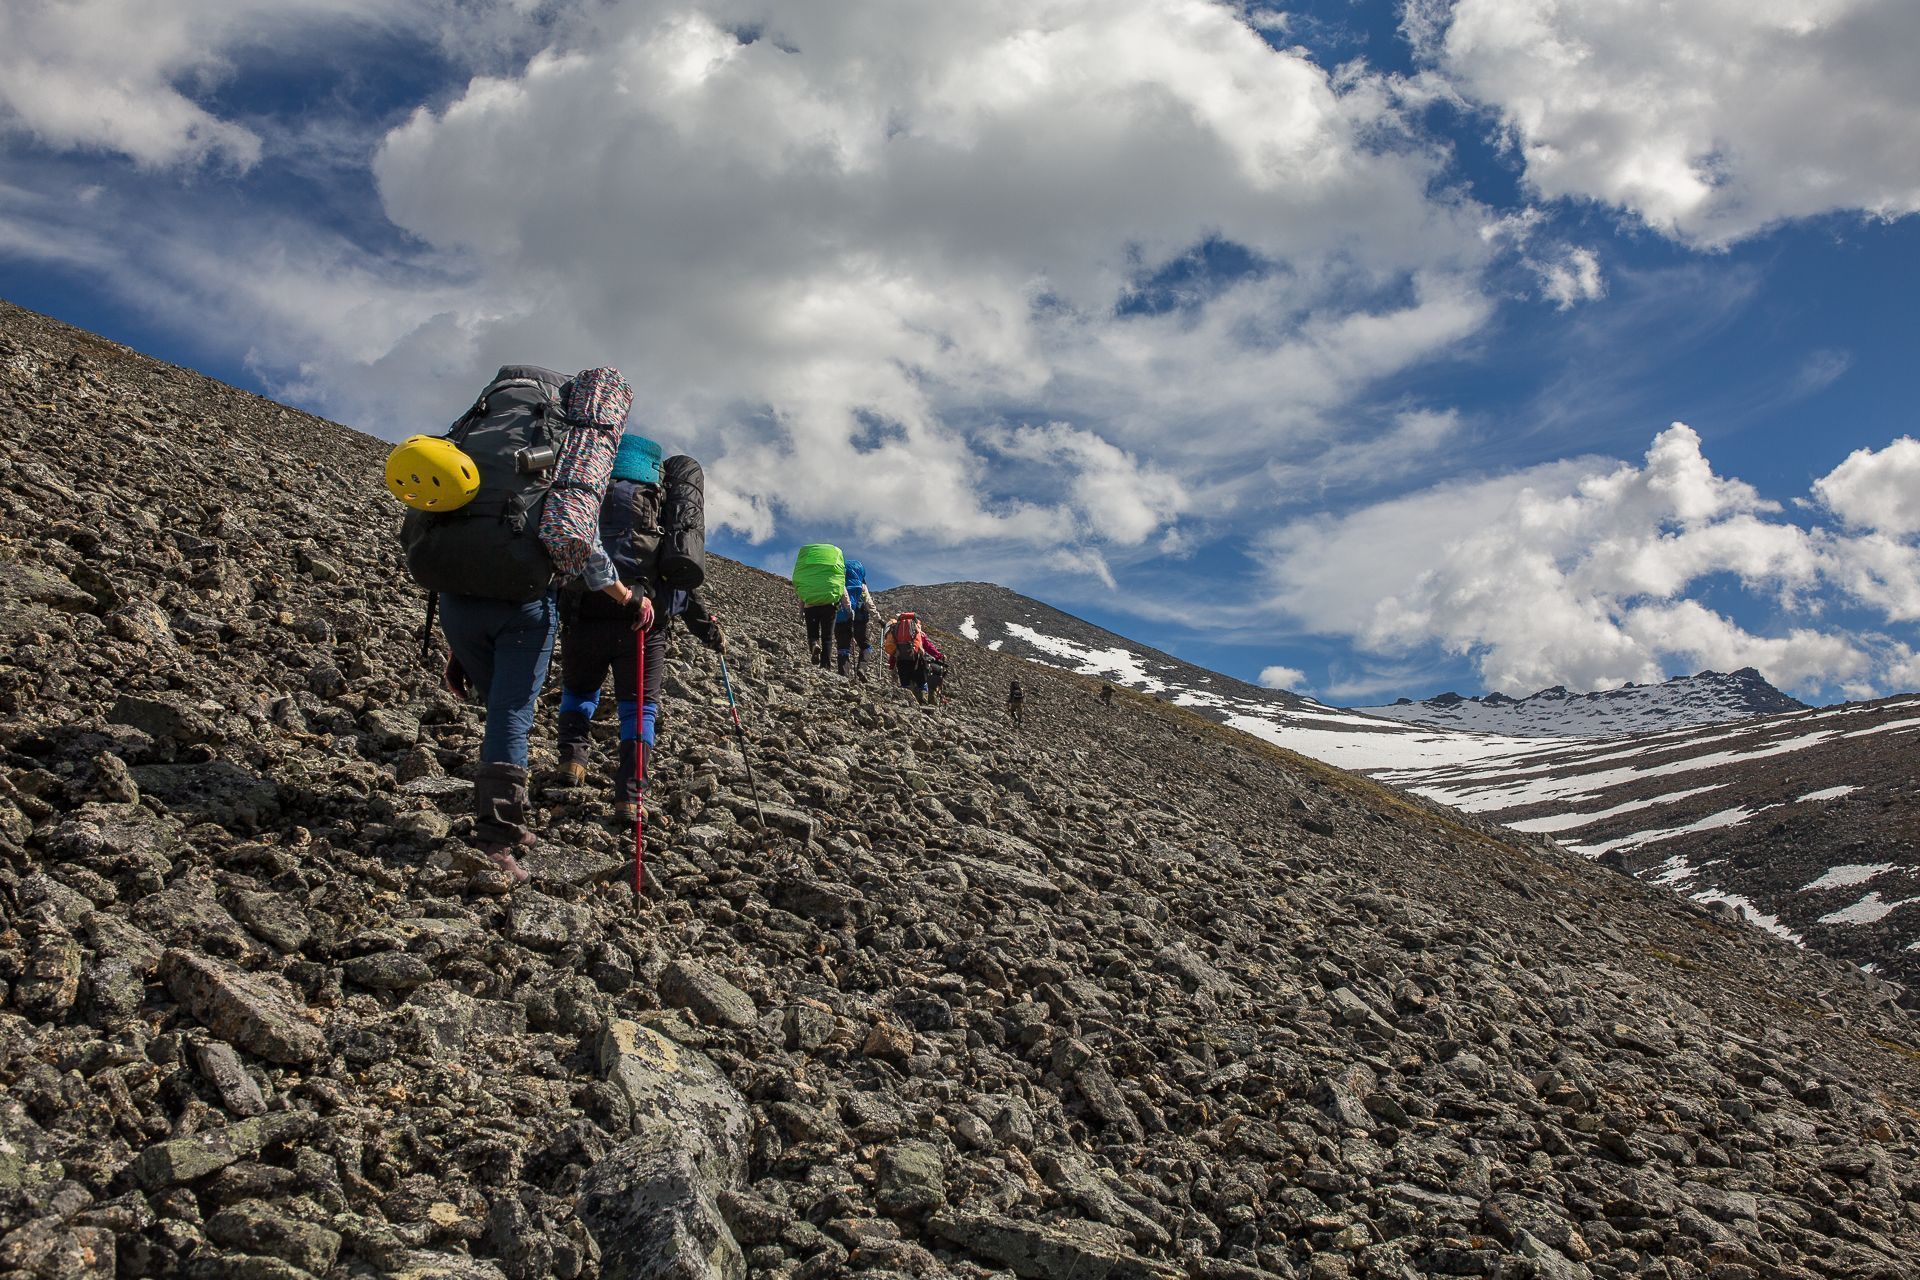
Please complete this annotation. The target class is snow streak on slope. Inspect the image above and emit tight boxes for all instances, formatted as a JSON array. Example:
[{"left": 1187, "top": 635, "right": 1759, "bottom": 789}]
[
  {"left": 1803, "top": 864, "right": 1903, "bottom": 892},
  {"left": 1567, "top": 805, "right": 1771, "bottom": 857},
  {"left": 1381, "top": 693, "right": 1920, "bottom": 987},
  {"left": 1003, "top": 623, "right": 1166, "bottom": 692},
  {"left": 1506, "top": 785, "right": 1726, "bottom": 834},
  {"left": 1223, "top": 711, "right": 1563, "bottom": 773}
]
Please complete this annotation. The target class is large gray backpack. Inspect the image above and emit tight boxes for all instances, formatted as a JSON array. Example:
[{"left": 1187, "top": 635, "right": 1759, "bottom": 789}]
[{"left": 400, "top": 365, "right": 570, "bottom": 604}]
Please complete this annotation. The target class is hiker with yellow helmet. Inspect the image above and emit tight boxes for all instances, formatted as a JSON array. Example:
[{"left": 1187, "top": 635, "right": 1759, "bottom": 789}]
[{"left": 386, "top": 366, "right": 636, "bottom": 883}]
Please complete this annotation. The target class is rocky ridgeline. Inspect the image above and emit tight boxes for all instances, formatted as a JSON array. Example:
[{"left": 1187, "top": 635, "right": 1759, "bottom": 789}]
[{"left": 1, "top": 297, "right": 1918, "bottom": 1280}]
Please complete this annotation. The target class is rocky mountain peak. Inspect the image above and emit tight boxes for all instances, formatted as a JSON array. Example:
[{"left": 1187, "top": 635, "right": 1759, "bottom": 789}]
[
  {"left": 1358, "top": 669, "right": 1810, "bottom": 738},
  {"left": 2, "top": 299, "right": 1919, "bottom": 1279}
]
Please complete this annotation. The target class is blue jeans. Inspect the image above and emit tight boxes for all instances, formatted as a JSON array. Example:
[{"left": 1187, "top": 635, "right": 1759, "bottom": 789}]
[{"left": 439, "top": 592, "right": 558, "bottom": 767}]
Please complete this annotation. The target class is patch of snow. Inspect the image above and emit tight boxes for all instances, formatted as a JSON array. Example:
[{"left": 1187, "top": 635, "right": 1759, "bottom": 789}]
[
  {"left": 1802, "top": 863, "right": 1903, "bottom": 892},
  {"left": 988, "top": 640, "right": 1002, "bottom": 651},
  {"left": 1650, "top": 855, "right": 1697, "bottom": 886},
  {"left": 959, "top": 615, "right": 979, "bottom": 640},
  {"left": 1224, "top": 713, "right": 1556, "bottom": 773},
  {"left": 1568, "top": 805, "right": 1768, "bottom": 857},
  {"left": 1841, "top": 715, "right": 1920, "bottom": 739},
  {"left": 1506, "top": 785, "right": 1726, "bottom": 833},
  {"left": 1003, "top": 623, "right": 1168, "bottom": 693},
  {"left": 1796, "top": 785, "right": 1859, "bottom": 803},
  {"left": 1689, "top": 890, "right": 1805, "bottom": 945},
  {"left": 1818, "top": 892, "right": 1920, "bottom": 926},
  {"left": 1817, "top": 892, "right": 1919, "bottom": 926}
]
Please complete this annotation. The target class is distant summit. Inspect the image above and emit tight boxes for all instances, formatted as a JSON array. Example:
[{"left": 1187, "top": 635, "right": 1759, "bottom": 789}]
[{"left": 1357, "top": 667, "right": 1808, "bottom": 737}]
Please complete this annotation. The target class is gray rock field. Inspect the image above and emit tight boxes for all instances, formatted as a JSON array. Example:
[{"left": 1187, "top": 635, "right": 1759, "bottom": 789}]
[{"left": 1, "top": 299, "right": 1917, "bottom": 1279}]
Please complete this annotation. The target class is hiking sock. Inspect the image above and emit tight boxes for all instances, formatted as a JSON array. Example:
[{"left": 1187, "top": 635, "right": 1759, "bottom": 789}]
[{"left": 559, "top": 687, "right": 602, "bottom": 719}]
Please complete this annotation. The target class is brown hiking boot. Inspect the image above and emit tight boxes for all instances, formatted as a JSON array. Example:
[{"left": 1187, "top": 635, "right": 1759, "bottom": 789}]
[
  {"left": 452, "top": 841, "right": 529, "bottom": 886},
  {"left": 614, "top": 801, "right": 638, "bottom": 825},
  {"left": 479, "top": 847, "right": 530, "bottom": 884},
  {"left": 557, "top": 760, "right": 588, "bottom": 787}
]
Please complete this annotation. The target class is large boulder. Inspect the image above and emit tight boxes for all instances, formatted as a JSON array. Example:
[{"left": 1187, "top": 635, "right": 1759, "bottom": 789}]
[
  {"left": 576, "top": 1020, "right": 752, "bottom": 1280},
  {"left": 577, "top": 1130, "right": 744, "bottom": 1280}
]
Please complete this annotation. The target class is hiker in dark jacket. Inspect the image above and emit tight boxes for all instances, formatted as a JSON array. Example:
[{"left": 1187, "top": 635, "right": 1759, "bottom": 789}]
[
  {"left": 1099, "top": 682, "right": 1114, "bottom": 709},
  {"left": 835, "top": 558, "right": 875, "bottom": 678},
  {"left": 1008, "top": 677, "right": 1025, "bottom": 725},
  {"left": 556, "top": 433, "right": 726, "bottom": 823}
]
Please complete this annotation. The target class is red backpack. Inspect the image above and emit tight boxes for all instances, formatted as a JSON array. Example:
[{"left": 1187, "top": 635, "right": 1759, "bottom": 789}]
[{"left": 884, "top": 613, "right": 922, "bottom": 659}]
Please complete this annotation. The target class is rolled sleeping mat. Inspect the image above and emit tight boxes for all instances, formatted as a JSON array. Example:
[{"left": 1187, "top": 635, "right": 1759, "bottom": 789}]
[{"left": 657, "top": 454, "right": 707, "bottom": 588}]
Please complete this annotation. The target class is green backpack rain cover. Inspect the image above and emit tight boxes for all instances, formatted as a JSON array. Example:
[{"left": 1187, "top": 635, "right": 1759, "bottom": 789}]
[{"left": 792, "top": 543, "right": 846, "bottom": 605}]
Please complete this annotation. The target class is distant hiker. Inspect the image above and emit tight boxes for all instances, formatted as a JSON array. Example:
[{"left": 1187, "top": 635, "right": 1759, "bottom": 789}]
[
  {"left": 792, "top": 543, "right": 848, "bottom": 671},
  {"left": 884, "top": 612, "right": 943, "bottom": 704},
  {"left": 1100, "top": 682, "right": 1114, "bottom": 709},
  {"left": 1008, "top": 677, "right": 1025, "bottom": 725},
  {"left": 390, "top": 366, "right": 633, "bottom": 882},
  {"left": 915, "top": 634, "right": 948, "bottom": 708},
  {"left": 835, "top": 557, "right": 875, "bottom": 678},
  {"left": 555, "top": 433, "right": 724, "bottom": 823}
]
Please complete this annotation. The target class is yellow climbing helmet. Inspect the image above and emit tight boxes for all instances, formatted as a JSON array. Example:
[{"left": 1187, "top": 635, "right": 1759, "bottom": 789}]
[{"left": 384, "top": 435, "right": 479, "bottom": 511}]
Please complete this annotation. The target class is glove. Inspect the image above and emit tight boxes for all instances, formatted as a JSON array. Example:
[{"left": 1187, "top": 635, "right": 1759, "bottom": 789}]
[
  {"left": 629, "top": 594, "right": 656, "bottom": 633},
  {"left": 703, "top": 617, "right": 727, "bottom": 653},
  {"left": 443, "top": 655, "right": 475, "bottom": 702}
]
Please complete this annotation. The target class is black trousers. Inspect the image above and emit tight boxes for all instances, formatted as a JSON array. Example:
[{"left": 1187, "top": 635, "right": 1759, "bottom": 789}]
[
  {"left": 558, "top": 616, "right": 665, "bottom": 751},
  {"left": 834, "top": 607, "right": 871, "bottom": 662},
  {"left": 803, "top": 604, "right": 836, "bottom": 667}
]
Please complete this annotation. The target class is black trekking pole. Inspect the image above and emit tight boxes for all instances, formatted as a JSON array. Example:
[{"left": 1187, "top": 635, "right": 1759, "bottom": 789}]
[{"left": 716, "top": 652, "right": 770, "bottom": 833}]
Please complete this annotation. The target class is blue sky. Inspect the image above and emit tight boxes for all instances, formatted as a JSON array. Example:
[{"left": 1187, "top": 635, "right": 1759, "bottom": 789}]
[{"left": 4, "top": 0, "right": 1918, "bottom": 704}]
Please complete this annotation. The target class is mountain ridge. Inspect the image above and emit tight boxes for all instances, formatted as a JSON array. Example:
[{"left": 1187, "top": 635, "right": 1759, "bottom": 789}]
[
  {"left": 877, "top": 578, "right": 1920, "bottom": 989},
  {"left": 1357, "top": 668, "right": 1809, "bottom": 738}
]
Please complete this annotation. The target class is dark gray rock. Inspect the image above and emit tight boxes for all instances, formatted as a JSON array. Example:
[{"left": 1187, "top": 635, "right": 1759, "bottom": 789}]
[
  {"left": 195, "top": 1039, "right": 268, "bottom": 1117},
  {"left": 928, "top": 1211, "right": 1180, "bottom": 1279},
  {"left": 159, "top": 950, "right": 324, "bottom": 1064},
  {"left": 128, "top": 1113, "right": 311, "bottom": 1189},
  {"left": 660, "top": 960, "right": 757, "bottom": 1030},
  {"left": 577, "top": 1129, "right": 743, "bottom": 1280},
  {"left": 875, "top": 1140, "right": 945, "bottom": 1217},
  {"left": 204, "top": 1199, "right": 341, "bottom": 1274}
]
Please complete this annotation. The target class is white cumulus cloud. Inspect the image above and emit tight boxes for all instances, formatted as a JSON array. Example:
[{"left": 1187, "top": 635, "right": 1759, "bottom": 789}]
[
  {"left": 347, "top": 0, "right": 1498, "bottom": 552},
  {"left": 1262, "top": 423, "right": 1920, "bottom": 696},
  {"left": 0, "top": 1, "right": 427, "bottom": 170},
  {"left": 1815, "top": 437, "right": 1920, "bottom": 537},
  {"left": 1258, "top": 664, "right": 1306, "bottom": 691},
  {"left": 0, "top": 0, "right": 1502, "bottom": 565},
  {"left": 1414, "top": 0, "right": 1920, "bottom": 245}
]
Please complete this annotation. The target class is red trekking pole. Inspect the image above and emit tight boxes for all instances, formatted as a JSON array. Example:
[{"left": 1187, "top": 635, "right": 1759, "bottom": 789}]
[{"left": 633, "top": 624, "right": 646, "bottom": 902}]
